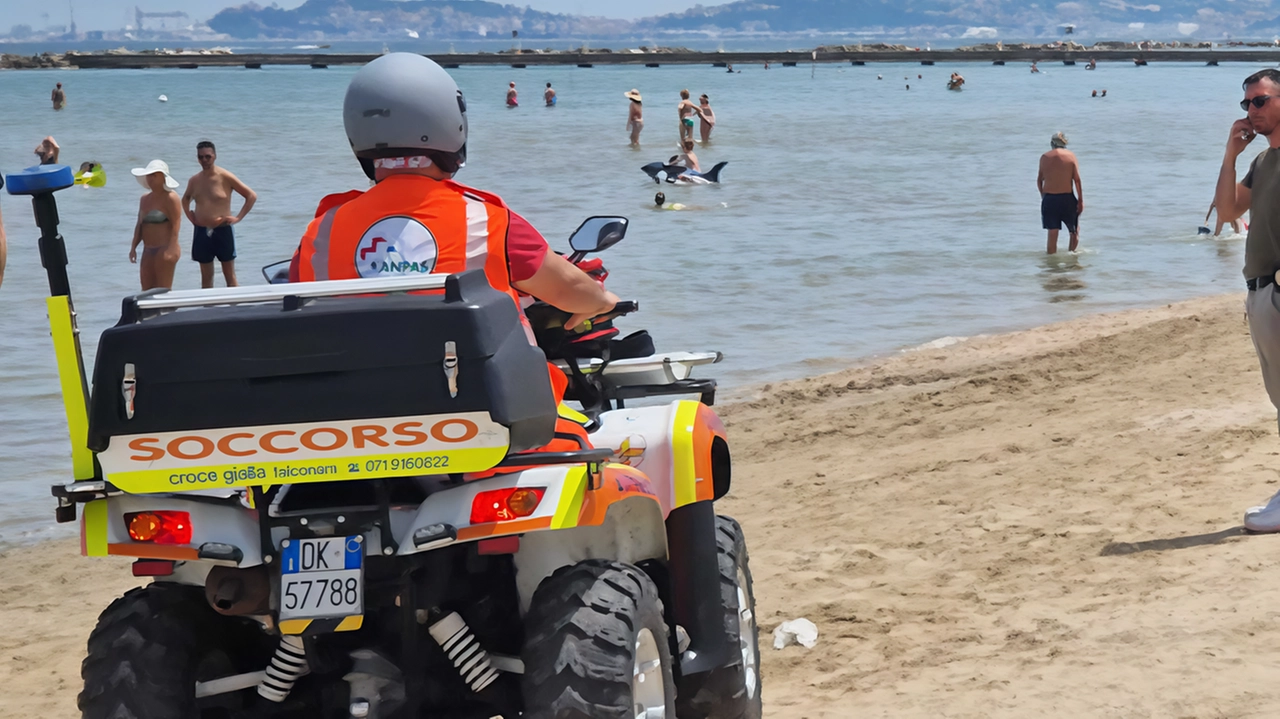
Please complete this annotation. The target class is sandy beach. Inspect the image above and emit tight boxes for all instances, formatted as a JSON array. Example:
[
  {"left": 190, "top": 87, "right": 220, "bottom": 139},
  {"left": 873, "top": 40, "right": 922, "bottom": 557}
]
[{"left": 6, "top": 292, "right": 1280, "bottom": 717}]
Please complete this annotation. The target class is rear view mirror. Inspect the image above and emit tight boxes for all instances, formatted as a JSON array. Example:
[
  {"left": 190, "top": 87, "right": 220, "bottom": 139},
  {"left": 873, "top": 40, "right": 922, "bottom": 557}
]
[
  {"left": 568, "top": 216, "right": 629, "bottom": 254},
  {"left": 262, "top": 259, "right": 291, "bottom": 285}
]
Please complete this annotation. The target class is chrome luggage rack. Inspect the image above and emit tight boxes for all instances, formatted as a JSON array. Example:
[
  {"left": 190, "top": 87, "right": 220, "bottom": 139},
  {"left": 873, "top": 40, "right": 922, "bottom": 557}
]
[{"left": 128, "top": 275, "right": 451, "bottom": 316}]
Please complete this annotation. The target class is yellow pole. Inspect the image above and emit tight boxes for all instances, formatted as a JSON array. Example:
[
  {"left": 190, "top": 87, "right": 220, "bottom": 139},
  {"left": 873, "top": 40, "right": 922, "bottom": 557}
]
[{"left": 47, "top": 295, "right": 95, "bottom": 480}]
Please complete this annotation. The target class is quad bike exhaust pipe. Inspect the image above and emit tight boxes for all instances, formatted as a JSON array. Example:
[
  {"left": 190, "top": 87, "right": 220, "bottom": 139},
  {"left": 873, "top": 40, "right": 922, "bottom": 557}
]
[{"left": 205, "top": 565, "right": 272, "bottom": 616}]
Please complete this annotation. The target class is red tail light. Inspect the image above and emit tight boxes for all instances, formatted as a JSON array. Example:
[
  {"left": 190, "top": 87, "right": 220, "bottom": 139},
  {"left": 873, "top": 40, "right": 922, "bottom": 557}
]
[
  {"left": 470, "top": 487, "right": 546, "bottom": 524},
  {"left": 126, "top": 511, "right": 193, "bottom": 544}
]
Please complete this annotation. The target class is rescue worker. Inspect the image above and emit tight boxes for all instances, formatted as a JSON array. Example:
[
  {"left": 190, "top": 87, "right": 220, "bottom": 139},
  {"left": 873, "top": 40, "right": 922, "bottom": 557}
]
[
  {"left": 290, "top": 53, "right": 616, "bottom": 327},
  {"left": 288, "top": 53, "right": 614, "bottom": 451}
]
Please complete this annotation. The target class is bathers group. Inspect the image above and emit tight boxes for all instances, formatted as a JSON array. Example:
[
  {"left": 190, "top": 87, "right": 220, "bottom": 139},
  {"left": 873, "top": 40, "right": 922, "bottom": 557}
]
[
  {"left": 1041, "top": 192, "right": 1079, "bottom": 233},
  {"left": 192, "top": 224, "right": 236, "bottom": 263}
]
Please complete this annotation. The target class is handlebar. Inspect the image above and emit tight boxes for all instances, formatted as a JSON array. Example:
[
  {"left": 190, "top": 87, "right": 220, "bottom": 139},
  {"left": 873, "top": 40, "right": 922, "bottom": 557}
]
[{"left": 610, "top": 301, "right": 638, "bottom": 316}]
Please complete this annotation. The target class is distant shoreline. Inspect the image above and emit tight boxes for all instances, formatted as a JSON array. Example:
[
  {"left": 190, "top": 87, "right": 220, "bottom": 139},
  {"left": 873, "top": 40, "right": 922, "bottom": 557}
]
[{"left": 5, "top": 45, "right": 1278, "bottom": 70}]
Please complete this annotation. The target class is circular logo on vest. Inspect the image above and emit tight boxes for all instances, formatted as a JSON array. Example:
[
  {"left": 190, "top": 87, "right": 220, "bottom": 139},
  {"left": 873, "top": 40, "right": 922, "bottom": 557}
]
[{"left": 354, "top": 217, "right": 438, "bottom": 278}]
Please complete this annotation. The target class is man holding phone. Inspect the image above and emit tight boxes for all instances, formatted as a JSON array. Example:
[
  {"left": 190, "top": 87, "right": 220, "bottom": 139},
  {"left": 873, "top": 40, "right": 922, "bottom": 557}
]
[{"left": 1215, "top": 68, "right": 1280, "bottom": 532}]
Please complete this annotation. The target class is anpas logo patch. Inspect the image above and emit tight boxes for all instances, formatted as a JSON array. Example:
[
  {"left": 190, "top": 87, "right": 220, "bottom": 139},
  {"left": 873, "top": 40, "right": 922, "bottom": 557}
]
[{"left": 355, "top": 217, "right": 439, "bottom": 278}]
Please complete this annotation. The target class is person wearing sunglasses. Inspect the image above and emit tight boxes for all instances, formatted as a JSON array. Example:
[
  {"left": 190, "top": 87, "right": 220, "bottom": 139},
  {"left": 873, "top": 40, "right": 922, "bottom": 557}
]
[
  {"left": 1215, "top": 68, "right": 1280, "bottom": 532},
  {"left": 181, "top": 140, "right": 257, "bottom": 289}
]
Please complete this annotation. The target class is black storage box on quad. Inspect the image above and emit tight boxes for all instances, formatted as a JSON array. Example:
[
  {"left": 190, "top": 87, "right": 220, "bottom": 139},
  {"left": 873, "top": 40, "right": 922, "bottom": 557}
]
[{"left": 86, "top": 271, "right": 557, "bottom": 454}]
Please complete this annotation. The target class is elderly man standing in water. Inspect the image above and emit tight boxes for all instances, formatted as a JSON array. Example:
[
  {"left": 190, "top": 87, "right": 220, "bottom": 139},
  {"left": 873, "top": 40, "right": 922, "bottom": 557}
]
[{"left": 1037, "top": 132, "right": 1084, "bottom": 254}]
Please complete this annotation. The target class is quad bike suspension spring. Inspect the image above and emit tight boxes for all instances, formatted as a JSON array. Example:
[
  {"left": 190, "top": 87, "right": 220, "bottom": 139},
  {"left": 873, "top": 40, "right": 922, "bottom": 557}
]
[
  {"left": 428, "top": 612, "right": 499, "bottom": 693},
  {"left": 258, "top": 635, "right": 309, "bottom": 702}
]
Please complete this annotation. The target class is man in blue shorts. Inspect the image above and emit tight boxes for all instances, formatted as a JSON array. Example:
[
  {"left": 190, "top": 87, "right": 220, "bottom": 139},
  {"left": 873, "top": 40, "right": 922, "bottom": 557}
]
[
  {"left": 1037, "top": 132, "right": 1084, "bottom": 254},
  {"left": 182, "top": 140, "right": 257, "bottom": 287}
]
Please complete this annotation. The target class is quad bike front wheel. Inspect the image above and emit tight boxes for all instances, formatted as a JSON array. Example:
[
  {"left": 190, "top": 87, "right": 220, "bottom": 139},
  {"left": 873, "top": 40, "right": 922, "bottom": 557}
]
[
  {"left": 79, "top": 582, "right": 275, "bottom": 719},
  {"left": 676, "top": 515, "right": 763, "bottom": 719},
  {"left": 522, "top": 559, "right": 677, "bottom": 718}
]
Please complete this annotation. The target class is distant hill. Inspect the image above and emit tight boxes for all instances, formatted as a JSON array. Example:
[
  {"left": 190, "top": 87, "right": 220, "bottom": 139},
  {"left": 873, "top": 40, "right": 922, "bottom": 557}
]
[
  {"left": 208, "top": 0, "right": 1279, "bottom": 40},
  {"left": 208, "top": 0, "right": 628, "bottom": 40},
  {"left": 639, "top": 0, "right": 1277, "bottom": 37}
]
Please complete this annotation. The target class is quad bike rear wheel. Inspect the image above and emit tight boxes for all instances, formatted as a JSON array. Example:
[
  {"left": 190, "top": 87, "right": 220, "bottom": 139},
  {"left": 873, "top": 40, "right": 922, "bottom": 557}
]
[
  {"left": 522, "top": 559, "right": 676, "bottom": 718},
  {"left": 675, "top": 515, "right": 762, "bottom": 719},
  {"left": 79, "top": 582, "right": 274, "bottom": 719}
]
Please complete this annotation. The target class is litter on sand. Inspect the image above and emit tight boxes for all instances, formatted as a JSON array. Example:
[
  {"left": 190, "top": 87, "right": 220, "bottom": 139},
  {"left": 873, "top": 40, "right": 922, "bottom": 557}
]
[{"left": 772, "top": 618, "right": 819, "bottom": 649}]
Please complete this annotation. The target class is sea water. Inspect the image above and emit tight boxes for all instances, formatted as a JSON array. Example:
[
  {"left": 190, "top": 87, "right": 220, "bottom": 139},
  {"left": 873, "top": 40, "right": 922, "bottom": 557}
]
[{"left": 0, "top": 59, "right": 1255, "bottom": 540}]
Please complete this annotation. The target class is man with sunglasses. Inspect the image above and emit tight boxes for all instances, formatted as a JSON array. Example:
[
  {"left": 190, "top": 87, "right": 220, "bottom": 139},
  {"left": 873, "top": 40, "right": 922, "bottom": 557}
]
[
  {"left": 1215, "top": 68, "right": 1280, "bottom": 532},
  {"left": 182, "top": 140, "right": 257, "bottom": 288}
]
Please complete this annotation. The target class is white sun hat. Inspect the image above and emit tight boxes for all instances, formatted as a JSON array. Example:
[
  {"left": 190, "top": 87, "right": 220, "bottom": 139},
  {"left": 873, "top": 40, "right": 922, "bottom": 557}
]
[{"left": 131, "top": 159, "right": 179, "bottom": 189}]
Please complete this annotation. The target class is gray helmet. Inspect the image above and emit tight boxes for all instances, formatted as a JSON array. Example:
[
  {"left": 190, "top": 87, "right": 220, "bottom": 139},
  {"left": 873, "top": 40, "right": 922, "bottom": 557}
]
[{"left": 343, "top": 53, "right": 468, "bottom": 178}]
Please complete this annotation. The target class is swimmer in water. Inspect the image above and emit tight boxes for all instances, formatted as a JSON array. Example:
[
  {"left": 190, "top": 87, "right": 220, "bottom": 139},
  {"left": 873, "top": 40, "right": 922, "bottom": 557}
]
[
  {"left": 507, "top": 81, "right": 518, "bottom": 107},
  {"left": 34, "top": 135, "right": 60, "bottom": 164},
  {"left": 544, "top": 82, "right": 556, "bottom": 106},
  {"left": 677, "top": 139, "right": 701, "bottom": 174},
  {"left": 654, "top": 191, "right": 710, "bottom": 211},
  {"left": 1031, "top": 61, "right": 1041, "bottom": 73}
]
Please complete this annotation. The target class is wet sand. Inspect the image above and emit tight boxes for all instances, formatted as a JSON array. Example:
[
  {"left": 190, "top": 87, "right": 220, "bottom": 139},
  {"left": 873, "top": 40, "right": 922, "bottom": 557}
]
[{"left": 5, "top": 293, "right": 1280, "bottom": 717}]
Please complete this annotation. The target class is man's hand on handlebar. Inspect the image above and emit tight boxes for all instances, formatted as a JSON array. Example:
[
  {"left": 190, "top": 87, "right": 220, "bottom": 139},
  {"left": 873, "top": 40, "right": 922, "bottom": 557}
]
[
  {"left": 513, "top": 252, "right": 622, "bottom": 330},
  {"left": 565, "top": 292, "right": 622, "bottom": 331}
]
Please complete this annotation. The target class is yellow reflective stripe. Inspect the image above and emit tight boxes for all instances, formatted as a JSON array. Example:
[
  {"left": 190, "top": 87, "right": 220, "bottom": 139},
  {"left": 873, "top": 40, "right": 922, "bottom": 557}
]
[
  {"left": 335, "top": 615, "right": 364, "bottom": 632},
  {"left": 279, "top": 619, "right": 311, "bottom": 635},
  {"left": 106, "top": 446, "right": 508, "bottom": 495},
  {"left": 82, "top": 500, "right": 108, "bottom": 557},
  {"left": 47, "top": 296, "right": 94, "bottom": 480},
  {"left": 671, "top": 401, "right": 699, "bottom": 507},
  {"left": 550, "top": 466, "right": 589, "bottom": 529},
  {"left": 557, "top": 403, "right": 591, "bottom": 426}
]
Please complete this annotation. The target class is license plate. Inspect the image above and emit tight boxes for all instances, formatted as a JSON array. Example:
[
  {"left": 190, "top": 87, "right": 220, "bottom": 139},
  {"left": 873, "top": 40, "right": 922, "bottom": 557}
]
[{"left": 279, "top": 536, "right": 364, "bottom": 621}]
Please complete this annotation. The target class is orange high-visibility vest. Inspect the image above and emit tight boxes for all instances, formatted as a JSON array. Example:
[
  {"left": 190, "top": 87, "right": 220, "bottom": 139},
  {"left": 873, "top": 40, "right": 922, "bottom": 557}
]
[
  {"left": 294, "top": 173, "right": 570, "bottom": 403},
  {"left": 296, "top": 174, "right": 518, "bottom": 303}
]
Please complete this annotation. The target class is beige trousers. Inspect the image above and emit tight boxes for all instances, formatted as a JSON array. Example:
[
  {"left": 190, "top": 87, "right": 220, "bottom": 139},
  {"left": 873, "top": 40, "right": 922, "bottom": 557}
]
[{"left": 1246, "top": 281, "right": 1280, "bottom": 418}]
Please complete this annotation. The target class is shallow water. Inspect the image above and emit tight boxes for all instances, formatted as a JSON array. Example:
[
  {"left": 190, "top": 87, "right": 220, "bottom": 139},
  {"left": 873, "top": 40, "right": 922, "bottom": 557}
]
[{"left": 0, "top": 59, "right": 1255, "bottom": 541}]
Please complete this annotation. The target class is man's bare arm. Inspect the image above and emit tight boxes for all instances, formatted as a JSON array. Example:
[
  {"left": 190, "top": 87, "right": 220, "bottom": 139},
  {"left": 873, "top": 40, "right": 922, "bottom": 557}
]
[
  {"left": 181, "top": 179, "right": 198, "bottom": 223},
  {"left": 226, "top": 171, "right": 258, "bottom": 223},
  {"left": 1073, "top": 159, "right": 1084, "bottom": 213},
  {"left": 1217, "top": 118, "right": 1256, "bottom": 222},
  {"left": 512, "top": 251, "right": 619, "bottom": 330},
  {"left": 1036, "top": 158, "right": 1046, "bottom": 196}
]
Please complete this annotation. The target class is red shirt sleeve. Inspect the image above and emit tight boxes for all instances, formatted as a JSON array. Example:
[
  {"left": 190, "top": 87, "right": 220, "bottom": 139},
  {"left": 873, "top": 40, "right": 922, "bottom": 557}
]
[{"left": 506, "top": 211, "right": 549, "bottom": 283}]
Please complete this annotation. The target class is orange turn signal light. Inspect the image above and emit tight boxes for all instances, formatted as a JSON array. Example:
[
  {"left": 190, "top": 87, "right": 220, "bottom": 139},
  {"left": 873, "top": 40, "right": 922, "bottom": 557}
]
[
  {"left": 470, "top": 487, "right": 546, "bottom": 524},
  {"left": 126, "top": 511, "right": 193, "bottom": 545}
]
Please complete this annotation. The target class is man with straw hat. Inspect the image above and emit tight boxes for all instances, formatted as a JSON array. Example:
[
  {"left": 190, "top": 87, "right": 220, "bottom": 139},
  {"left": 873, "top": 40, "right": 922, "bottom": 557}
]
[
  {"left": 1037, "top": 131, "right": 1084, "bottom": 254},
  {"left": 625, "top": 89, "right": 644, "bottom": 146}
]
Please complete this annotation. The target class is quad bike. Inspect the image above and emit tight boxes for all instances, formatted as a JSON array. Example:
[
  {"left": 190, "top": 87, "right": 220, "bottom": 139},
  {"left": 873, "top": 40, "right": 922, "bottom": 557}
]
[{"left": 8, "top": 164, "right": 762, "bottom": 719}]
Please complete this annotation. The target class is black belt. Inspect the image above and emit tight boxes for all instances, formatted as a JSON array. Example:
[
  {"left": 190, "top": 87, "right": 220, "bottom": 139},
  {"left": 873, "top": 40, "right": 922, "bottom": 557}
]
[{"left": 1248, "top": 274, "right": 1276, "bottom": 291}]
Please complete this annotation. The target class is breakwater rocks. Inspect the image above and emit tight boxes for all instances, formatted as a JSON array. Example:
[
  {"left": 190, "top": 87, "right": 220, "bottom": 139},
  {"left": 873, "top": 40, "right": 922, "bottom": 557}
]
[
  {"left": 7, "top": 42, "right": 1280, "bottom": 70},
  {"left": 1, "top": 53, "right": 71, "bottom": 69}
]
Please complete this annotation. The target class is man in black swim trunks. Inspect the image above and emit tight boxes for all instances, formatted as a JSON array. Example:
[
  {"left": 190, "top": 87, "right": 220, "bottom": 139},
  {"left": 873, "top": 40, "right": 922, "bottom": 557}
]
[
  {"left": 1037, "top": 131, "right": 1084, "bottom": 254},
  {"left": 182, "top": 140, "right": 257, "bottom": 288}
]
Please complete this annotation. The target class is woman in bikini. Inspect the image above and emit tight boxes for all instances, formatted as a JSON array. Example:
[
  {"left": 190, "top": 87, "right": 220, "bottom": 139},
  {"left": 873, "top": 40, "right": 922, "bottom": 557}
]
[
  {"left": 698, "top": 94, "right": 716, "bottom": 144},
  {"left": 129, "top": 160, "right": 183, "bottom": 290}
]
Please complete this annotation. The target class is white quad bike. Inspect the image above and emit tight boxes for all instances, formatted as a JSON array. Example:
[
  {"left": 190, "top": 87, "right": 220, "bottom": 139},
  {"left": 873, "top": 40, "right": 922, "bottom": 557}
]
[{"left": 7, "top": 163, "right": 762, "bottom": 719}]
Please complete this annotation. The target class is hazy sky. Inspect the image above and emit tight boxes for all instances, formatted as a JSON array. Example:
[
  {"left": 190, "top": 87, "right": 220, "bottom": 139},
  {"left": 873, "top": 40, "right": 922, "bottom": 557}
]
[{"left": 1, "top": 0, "right": 734, "bottom": 33}]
